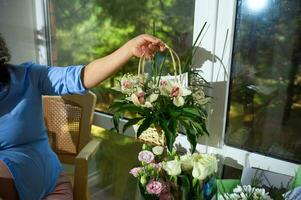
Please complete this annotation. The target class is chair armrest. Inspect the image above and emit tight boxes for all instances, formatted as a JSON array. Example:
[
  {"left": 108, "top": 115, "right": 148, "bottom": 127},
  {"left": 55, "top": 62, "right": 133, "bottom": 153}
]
[
  {"left": 73, "top": 139, "right": 102, "bottom": 200},
  {"left": 76, "top": 139, "right": 102, "bottom": 161}
]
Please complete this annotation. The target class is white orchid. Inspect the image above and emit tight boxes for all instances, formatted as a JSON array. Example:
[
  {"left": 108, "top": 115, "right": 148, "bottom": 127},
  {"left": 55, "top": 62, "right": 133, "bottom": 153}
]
[
  {"left": 159, "top": 78, "right": 191, "bottom": 107},
  {"left": 120, "top": 74, "right": 136, "bottom": 94},
  {"left": 119, "top": 73, "right": 148, "bottom": 95},
  {"left": 128, "top": 89, "right": 158, "bottom": 108}
]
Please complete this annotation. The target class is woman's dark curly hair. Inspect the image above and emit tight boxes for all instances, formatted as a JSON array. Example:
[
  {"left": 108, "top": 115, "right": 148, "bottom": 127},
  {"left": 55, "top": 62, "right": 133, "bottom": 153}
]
[{"left": 0, "top": 34, "right": 11, "bottom": 85}]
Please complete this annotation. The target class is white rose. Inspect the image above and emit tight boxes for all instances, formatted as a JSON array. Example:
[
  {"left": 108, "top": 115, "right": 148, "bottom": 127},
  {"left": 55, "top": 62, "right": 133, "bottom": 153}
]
[
  {"left": 180, "top": 154, "right": 194, "bottom": 171},
  {"left": 162, "top": 160, "right": 181, "bottom": 176},
  {"left": 152, "top": 146, "right": 164, "bottom": 156},
  {"left": 191, "top": 153, "right": 218, "bottom": 180},
  {"left": 192, "top": 161, "right": 208, "bottom": 180},
  {"left": 194, "top": 154, "right": 218, "bottom": 176}
]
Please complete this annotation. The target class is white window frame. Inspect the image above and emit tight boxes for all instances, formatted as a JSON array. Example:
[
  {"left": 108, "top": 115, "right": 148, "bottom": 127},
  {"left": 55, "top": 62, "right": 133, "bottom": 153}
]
[
  {"left": 34, "top": 0, "right": 48, "bottom": 65},
  {"left": 191, "top": 0, "right": 299, "bottom": 177}
]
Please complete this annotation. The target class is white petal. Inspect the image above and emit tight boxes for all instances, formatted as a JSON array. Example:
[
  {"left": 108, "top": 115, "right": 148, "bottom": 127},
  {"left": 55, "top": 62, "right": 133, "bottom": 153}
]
[
  {"left": 181, "top": 87, "right": 192, "bottom": 96},
  {"left": 152, "top": 146, "right": 164, "bottom": 155},
  {"left": 142, "top": 102, "right": 153, "bottom": 108},
  {"left": 173, "top": 96, "right": 184, "bottom": 107},
  {"left": 148, "top": 94, "right": 159, "bottom": 102},
  {"left": 131, "top": 93, "right": 141, "bottom": 106}
]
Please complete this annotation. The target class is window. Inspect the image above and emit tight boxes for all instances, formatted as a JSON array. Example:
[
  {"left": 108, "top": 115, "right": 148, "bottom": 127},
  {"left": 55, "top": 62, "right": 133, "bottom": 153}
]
[
  {"left": 47, "top": 0, "right": 195, "bottom": 113},
  {"left": 0, "top": 0, "right": 47, "bottom": 64},
  {"left": 226, "top": 0, "right": 301, "bottom": 163}
]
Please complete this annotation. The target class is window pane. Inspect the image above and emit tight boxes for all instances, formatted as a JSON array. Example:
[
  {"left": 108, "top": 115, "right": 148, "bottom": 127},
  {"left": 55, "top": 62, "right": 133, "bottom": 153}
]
[
  {"left": 48, "top": 0, "right": 195, "bottom": 113},
  {"left": 226, "top": 0, "right": 301, "bottom": 163},
  {"left": 0, "top": 0, "right": 46, "bottom": 64}
]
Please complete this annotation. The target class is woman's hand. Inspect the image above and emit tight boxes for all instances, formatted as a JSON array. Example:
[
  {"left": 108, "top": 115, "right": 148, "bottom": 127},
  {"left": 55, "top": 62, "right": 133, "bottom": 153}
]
[
  {"left": 127, "top": 34, "right": 165, "bottom": 59},
  {"left": 82, "top": 34, "right": 165, "bottom": 89}
]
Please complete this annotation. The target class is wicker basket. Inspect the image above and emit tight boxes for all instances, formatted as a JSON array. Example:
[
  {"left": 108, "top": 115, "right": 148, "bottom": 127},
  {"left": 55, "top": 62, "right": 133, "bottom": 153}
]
[
  {"left": 138, "top": 127, "right": 166, "bottom": 146},
  {"left": 136, "top": 45, "right": 183, "bottom": 147}
]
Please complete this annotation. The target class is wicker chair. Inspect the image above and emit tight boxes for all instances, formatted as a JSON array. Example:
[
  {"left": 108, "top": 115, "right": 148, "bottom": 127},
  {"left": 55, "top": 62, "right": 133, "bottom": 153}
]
[{"left": 43, "top": 91, "right": 100, "bottom": 200}]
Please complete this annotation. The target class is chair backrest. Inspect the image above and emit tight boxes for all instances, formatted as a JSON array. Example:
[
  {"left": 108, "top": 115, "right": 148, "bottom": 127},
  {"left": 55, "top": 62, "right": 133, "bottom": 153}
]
[{"left": 43, "top": 91, "right": 96, "bottom": 164}]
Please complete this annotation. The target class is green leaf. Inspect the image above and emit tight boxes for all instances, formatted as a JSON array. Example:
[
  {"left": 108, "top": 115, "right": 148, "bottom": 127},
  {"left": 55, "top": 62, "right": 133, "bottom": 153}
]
[
  {"left": 183, "top": 22, "right": 207, "bottom": 72},
  {"left": 180, "top": 111, "right": 200, "bottom": 121},
  {"left": 168, "top": 119, "right": 178, "bottom": 135},
  {"left": 160, "top": 119, "right": 176, "bottom": 152},
  {"left": 169, "top": 110, "right": 182, "bottom": 118},
  {"left": 112, "top": 112, "right": 122, "bottom": 133},
  {"left": 180, "top": 119, "right": 197, "bottom": 153},
  {"left": 137, "top": 118, "right": 153, "bottom": 137},
  {"left": 156, "top": 53, "right": 168, "bottom": 87},
  {"left": 187, "top": 131, "right": 197, "bottom": 153},
  {"left": 114, "top": 104, "right": 149, "bottom": 116},
  {"left": 201, "top": 122, "right": 209, "bottom": 136},
  {"left": 190, "top": 120, "right": 206, "bottom": 136},
  {"left": 110, "top": 100, "right": 128, "bottom": 110},
  {"left": 183, "top": 107, "right": 202, "bottom": 117},
  {"left": 123, "top": 117, "right": 143, "bottom": 133},
  {"left": 179, "top": 175, "right": 191, "bottom": 199}
]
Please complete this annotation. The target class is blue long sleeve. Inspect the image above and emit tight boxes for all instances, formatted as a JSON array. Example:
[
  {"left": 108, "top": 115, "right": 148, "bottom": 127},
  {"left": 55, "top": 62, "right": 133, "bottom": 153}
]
[{"left": 28, "top": 62, "right": 87, "bottom": 95}]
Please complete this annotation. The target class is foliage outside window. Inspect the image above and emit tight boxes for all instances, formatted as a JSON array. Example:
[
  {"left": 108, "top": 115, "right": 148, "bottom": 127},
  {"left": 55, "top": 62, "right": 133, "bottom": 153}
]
[
  {"left": 226, "top": 0, "right": 301, "bottom": 163},
  {"left": 48, "top": 0, "right": 195, "bottom": 113}
]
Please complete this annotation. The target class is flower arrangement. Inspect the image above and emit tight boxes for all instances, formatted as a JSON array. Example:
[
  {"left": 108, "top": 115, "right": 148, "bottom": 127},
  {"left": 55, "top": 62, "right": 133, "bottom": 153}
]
[
  {"left": 130, "top": 144, "right": 218, "bottom": 200},
  {"left": 217, "top": 166, "right": 301, "bottom": 200},
  {"left": 110, "top": 44, "right": 210, "bottom": 152},
  {"left": 219, "top": 185, "right": 272, "bottom": 200}
]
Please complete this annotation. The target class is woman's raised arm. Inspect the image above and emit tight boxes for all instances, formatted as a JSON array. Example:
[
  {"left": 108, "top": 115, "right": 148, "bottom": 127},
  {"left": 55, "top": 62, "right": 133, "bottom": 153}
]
[{"left": 81, "top": 34, "right": 165, "bottom": 89}]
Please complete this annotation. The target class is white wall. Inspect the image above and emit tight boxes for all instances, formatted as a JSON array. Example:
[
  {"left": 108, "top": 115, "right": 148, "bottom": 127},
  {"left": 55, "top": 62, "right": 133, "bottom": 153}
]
[{"left": 0, "top": 0, "right": 38, "bottom": 64}]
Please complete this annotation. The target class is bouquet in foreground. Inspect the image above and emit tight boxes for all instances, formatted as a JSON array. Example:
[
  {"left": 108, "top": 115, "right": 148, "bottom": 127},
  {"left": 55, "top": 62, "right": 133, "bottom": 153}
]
[
  {"left": 111, "top": 44, "right": 210, "bottom": 152},
  {"left": 219, "top": 185, "right": 272, "bottom": 200},
  {"left": 217, "top": 166, "right": 301, "bottom": 200},
  {"left": 130, "top": 144, "right": 218, "bottom": 200}
]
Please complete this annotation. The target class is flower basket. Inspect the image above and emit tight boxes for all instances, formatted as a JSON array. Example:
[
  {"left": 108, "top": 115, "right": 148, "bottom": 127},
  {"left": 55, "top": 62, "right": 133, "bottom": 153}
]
[{"left": 111, "top": 44, "right": 210, "bottom": 152}]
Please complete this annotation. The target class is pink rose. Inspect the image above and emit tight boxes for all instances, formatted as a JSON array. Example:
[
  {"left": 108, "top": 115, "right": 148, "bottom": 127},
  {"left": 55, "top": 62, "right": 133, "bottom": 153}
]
[
  {"left": 146, "top": 180, "right": 163, "bottom": 195},
  {"left": 129, "top": 167, "right": 142, "bottom": 177},
  {"left": 138, "top": 150, "right": 155, "bottom": 164}
]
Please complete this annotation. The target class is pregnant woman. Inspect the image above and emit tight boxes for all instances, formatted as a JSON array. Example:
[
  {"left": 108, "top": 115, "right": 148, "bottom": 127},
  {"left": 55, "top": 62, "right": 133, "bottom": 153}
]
[{"left": 0, "top": 33, "right": 164, "bottom": 200}]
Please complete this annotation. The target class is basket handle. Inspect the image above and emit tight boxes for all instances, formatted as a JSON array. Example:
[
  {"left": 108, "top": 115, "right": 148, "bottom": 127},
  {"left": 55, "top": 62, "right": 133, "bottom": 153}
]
[{"left": 137, "top": 44, "right": 183, "bottom": 82}]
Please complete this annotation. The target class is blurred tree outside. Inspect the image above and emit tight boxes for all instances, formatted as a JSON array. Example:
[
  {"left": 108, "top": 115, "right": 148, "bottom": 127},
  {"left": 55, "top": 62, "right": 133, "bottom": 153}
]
[
  {"left": 227, "top": 0, "right": 301, "bottom": 163},
  {"left": 49, "top": 0, "right": 195, "bottom": 112}
]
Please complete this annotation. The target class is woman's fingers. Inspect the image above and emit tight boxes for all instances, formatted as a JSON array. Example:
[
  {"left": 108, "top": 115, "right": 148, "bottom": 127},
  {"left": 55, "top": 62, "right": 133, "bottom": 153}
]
[
  {"left": 131, "top": 34, "right": 166, "bottom": 58},
  {"left": 142, "top": 34, "right": 165, "bottom": 52},
  {"left": 142, "top": 34, "right": 160, "bottom": 44}
]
